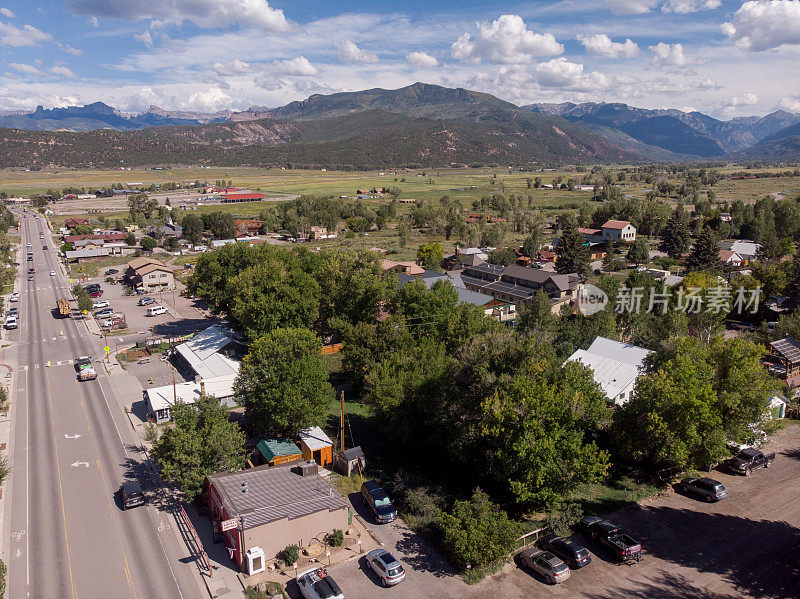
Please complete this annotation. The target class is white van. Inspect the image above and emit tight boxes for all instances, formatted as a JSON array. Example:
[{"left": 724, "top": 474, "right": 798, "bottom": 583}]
[{"left": 146, "top": 305, "right": 167, "bottom": 317}]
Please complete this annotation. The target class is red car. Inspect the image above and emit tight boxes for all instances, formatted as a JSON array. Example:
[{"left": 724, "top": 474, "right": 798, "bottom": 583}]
[{"left": 88, "top": 289, "right": 103, "bottom": 298}]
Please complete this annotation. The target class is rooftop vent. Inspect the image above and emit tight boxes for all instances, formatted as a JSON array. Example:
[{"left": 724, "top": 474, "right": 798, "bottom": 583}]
[{"left": 298, "top": 460, "right": 318, "bottom": 477}]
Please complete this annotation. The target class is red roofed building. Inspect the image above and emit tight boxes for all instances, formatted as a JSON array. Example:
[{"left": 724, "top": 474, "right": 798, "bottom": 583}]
[
  {"left": 222, "top": 193, "right": 266, "bottom": 203},
  {"left": 65, "top": 218, "right": 91, "bottom": 228},
  {"left": 600, "top": 220, "right": 636, "bottom": 243},
  {"left": 719, "top": 249, "right": 743, "bottom": 267},
  {"left": 65, "top": 233, "right": 127, "bottom": 243}
]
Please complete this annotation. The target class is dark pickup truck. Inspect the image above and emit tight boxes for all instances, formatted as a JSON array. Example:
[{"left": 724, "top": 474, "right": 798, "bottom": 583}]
[
  {"left": 726, "top": 448, "right": 776, "bottom": 476},
  {"left": 581, "top": 516, "right": 642, "bottom": 563}
]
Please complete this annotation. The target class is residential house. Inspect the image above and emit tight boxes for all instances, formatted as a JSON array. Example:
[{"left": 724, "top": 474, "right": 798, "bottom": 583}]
[
  {"left": 65, "top": 233, "right": 128, "bottom": 244},
  {"left": 65, "top": 218, "right": 91, "bottom": 228},
  {"left": 719, "top": 240, "right": 761, "bottom": 264},
  {"left": 125, "top": 257, "right": 174, "bottom": 292},
  {"left": 206, "top": 463, "right": 350, "bottom": 571},
  {"left": 459, "top": 260, "right": 581, "bottom": 307},
  {"left": 234, "top": 219, "right": 264, "bottom": 234},
  {"left": 149, "top": 223, "right": 182, "bottom": 238},
  {"left": 381, "top": 259, "right": 425, "bottom": 276},
  {"left": 719, "top": 250, "right": 744, "bottom": 268},
  {"left": 309, "top": 226, "right": 336, "bottom": 240},
  {"left": 764, "top": 337, "right": 800, "bottom": 385},
  {"left": 537, "top": 249, "right": 556, "bottom": 263},
  {"left": 565, "top": 337, "right": 652, "bottom": 406},
  {"left": 600, "top": 220, "right": 636, "bottom": 243}
]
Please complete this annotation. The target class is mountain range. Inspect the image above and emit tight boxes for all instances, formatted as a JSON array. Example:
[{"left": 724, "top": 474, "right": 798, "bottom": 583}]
[{"left": 0, "top": 83, "right": 799, "bottom": 168}]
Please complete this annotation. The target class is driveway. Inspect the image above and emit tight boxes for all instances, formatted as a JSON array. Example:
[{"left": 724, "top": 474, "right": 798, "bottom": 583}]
[{"left": 319, "top": 425, "right": 800, "bottom": 598}]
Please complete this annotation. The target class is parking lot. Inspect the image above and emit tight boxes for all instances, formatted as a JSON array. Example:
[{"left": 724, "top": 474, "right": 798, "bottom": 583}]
[{"left": 319, "top": 425, "right": 800, "bottom": 598}]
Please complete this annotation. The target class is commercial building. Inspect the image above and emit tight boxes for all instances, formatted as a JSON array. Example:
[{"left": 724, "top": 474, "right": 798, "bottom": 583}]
[
  {"left": 125, "top": 257, "right": 175, "bottom": 292},
  {"left": 206, "top": 463, "right": 350, "bottom": 570}
]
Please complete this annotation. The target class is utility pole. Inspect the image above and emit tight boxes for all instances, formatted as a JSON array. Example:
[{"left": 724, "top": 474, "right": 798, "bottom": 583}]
[{"left": 340, "top": 389, "right": 345, "bottom": 452}]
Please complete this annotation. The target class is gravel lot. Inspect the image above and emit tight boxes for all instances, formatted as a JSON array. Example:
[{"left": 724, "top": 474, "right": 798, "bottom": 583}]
[{"left": 320, "top": 425, "right": 800, "bottom": 599}]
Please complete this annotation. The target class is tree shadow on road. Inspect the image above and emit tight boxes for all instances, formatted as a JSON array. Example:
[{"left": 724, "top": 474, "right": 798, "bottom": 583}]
[
  {"left": 392, "top": 525, "right": 459, "bottom": 579},
  {"left": 779, "top": 447, "right": 800, "bottom": 462},
  {"left": 610, "top": 505, "right": 800, "bottom": 598},
  {"left": 583, "top": 570, "right": 742, "bottom": 599}
]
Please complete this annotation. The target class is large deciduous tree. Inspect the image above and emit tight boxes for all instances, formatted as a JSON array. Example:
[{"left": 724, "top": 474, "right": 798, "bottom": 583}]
[
  {"left": 235, "top": 328, "right": 332, "bottom": 438},
  {"left": 151, "top": 395, "right": 246, "bottom": 501},
  {"left": 416, "top": 242, "right": 444, "bottom": 272}
]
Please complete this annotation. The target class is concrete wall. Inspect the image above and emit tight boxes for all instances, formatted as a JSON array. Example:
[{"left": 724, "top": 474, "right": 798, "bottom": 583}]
[{"left": 243, "top": 507, "right": 350, "bottom": 561}]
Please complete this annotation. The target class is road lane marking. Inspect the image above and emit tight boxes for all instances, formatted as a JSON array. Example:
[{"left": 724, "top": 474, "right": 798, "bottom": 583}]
[
  {"left": 12, "top": 530, "right": 25, "bottom": 541},
  {"left": 70, "top": 461, "right": 90, "bottom": 468},
  {"left": 64, "top": 434, "right": 81, "bottom": 440}
]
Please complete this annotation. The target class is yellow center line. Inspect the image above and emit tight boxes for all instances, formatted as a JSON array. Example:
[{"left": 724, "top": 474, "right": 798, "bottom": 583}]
[
  {"left": 36, "top": 279, "right": 77, "bottom": 599},
  {"left": 96, "top": 459, "right": 138, "bottom": 598}
]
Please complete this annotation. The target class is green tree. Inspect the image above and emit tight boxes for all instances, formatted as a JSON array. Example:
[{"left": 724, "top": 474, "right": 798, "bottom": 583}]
[
  {"left": 522, "top": 234, "right": 539, "bottom": 258},
  {"left": 124, "top": 232, "right": 136, "bottom": 246},
  {"left": 787, "top": 256, "right": 800, "bottom": 310},
  {"left": 181, "top": 213, "right": 204, "bottom": 245},
  {"left": 234, "top": 328, "right": 332, "bottom": 438},
  {"left": 397, "top": 222, "right": 411, "bottom": 248},
  {"left": 316, "top": 251, "right": 391, "bottom": 326},
  {"left": 71, "top": 284, "right": 93, "bottom": 312},
  {"left": 140, "top": 236, "right": 157, "bottom": 251},
  {"left": 555, "top": 223, "right": 590, "bottom": 276},
  {"left": 488, "top": 247, "right": 516, "bottom": 266},
  {"left": 516, "top": 289, "right": 557, "bottom": 340},
  {"left": 686, "top": 227, "right": 720, "bottom": 274},
  {"left": 660, "top": 204, "right": 691, "bottom": 258},
  {"left": 436, "top": 489, "right": 520, "bottom": 571},
  {"left": 627, "top": 238, "right": 649, "bottom": 266},
  {"left": 416, "top": 242, "right": 444, "bottom": 272},
  {"left": 151, "top": 395, "right": 246, "bottom": 501}
]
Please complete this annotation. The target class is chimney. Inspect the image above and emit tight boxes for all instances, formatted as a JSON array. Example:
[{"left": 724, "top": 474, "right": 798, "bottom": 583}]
[{"left": 200, "top": 380, "right": 206, "bottom": 396}]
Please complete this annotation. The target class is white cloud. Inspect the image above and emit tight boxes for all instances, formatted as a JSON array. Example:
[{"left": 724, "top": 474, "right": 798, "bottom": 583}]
[
  {"left": 184, "top": 86, "right": 232, "bottom": 111},
  {"left": 0, "top": 21, "right": 53, "bottom": 47},
  {"left": 649, "top": 42, "right": 689, "bottom": 66},
  {"left": 406, "top": 51, "right": 440, "bottom": 68},
  {"left": 64, "top": 0, "right": 290, "bottom": 31},
  {"left": 577, "top": 33, "right": 639, "bottom": 58},
  {"left": 212, "top": 59, "right": 251, "bottom": 76},
  {"left": 722, "top": 93, "right": 760, "bottom": 107},
  {"left": 604, "top": 0, "right": 658, "bottom": 15},
  {"left": 451, "top": 14, "right": 563, "bottom": 64},
  {"left": 694, "top": 78, "right": 722, "bottom": 90},
  {"left": 9, "top": 63, "right": 41, "bottom": 75},
  {"left": 722, "top": 0, "right": 800, "bottom": 51},
  {"left": 50, "top": 65, "right": 78, "bottom": 78},
  {"left": 271, "top": 56, "right": 319, "bottom": 76},
  {"left": 134, "top": 30, "right": 153, "bottom": 46},
  {"left": 337, "top": 40, "right": 378, "bottom": 64},
  {"left": 662, "top": 0, "right": 721, "bottom": 13},
  {"left": 58, "top": 42, "right": 83, "bottom": 56},
  {"left": 779, "top": 95, "right": 800, "bottom": 112},
  {"left": 0, "top": 7, "right": 14, "bottom": 18},
  {"left": 533, "top": 57, "right": 632, "bottom": 93}
]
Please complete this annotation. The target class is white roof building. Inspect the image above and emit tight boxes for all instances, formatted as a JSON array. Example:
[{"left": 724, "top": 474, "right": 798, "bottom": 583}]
[
  {"left": 565, "top": 337, "right": 652, "bottom": 406},
  {"left": 145, "top": 374, "right": 238, "bottom": 423},
  {"left": 298, "top": 426, "right": 333, "bottom": 451},
  {"left": 174, "top": 324, "right": 240, "bottom": 380}
]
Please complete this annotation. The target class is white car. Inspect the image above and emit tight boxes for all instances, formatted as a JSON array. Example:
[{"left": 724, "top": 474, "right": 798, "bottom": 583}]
[
  {"left": 94, "top": 308, "right": 115, "bottom": 318},
  {"left": 366, "top": 549, "right": 406, "bottom": 587},
  {"left": 49, "top": 270, "right": 56, "bottom": 276},
  {"left": 296, "top": 568, "right": 344, "bottom": 599},
  {"left": 4, "top": 315, "right": 17, "bottom": 329},
  {"left": 26, "top": 242, "right": 31, "bottom": 247},
  {"left": 10, "top": 292, "right": 19, "bottom": 302},
  {"left": 92, "top": 300, "right": 110, "bottom": 309}
]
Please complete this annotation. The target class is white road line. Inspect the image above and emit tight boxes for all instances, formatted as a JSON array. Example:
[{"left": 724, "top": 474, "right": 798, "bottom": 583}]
[{"left": 24, "top": 367, "right": 29, "bottom": 588}]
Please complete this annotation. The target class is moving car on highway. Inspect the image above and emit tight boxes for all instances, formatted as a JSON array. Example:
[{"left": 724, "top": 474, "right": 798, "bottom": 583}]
[
  {"left": 518, "top": 548, "right": 570, "bottom": 584},
  {"left": 120, "top": 481, "right": 146, "bottom": 509},
  {"left": 365, "top": 549, "right": 406, "bottom": 587}
]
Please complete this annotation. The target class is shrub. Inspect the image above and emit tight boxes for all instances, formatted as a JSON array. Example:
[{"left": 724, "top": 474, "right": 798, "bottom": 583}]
[
  {"left": 281, "top": 544, "right": 299, "bottom": 567},
  {"left": 545, "top": 502, "right": 583, "bottom": 537},
  {"left": 436, "top": 489, "right": 520, "bottom": 571},
  {"left": 243, "top": 586, "right": 267, "bottom": 599},
  {"left": 329, "top": 529, "right": 344, "bottom": 547}
]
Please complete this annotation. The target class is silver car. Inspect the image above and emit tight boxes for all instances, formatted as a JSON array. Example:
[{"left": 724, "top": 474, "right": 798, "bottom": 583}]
[
  {"left": 519, "top": 548, "right": 570, "bottom": 584},
  {"left": 366, "top": 549, "right": 406, "bottom": 587}
]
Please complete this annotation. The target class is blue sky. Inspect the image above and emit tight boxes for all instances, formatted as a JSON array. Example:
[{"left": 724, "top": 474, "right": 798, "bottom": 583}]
[{"left": 1, "top": 1, "right": 799, "bottom": 118}]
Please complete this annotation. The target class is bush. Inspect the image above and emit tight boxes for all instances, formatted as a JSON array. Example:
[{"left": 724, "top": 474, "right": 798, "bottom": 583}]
[
  {"left": 243, "top": 586, "right": 267, "bottom": 599},
  {"left": 545, "top": 502, "right": 583, "bottom": 537},
  {"left": 436, "top": 489, "right": 520, "bottom": 571},
  {"left": 329, "top": 529, "right": 344, "bottom": 547},
  {"left": 281, "top": 544, "right": 299, "bottom": 566}
]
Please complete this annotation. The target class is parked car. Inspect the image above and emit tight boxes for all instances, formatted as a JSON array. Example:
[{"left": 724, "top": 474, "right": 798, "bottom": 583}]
[
  {"left": 540, "top": 534, "right": 592, "bottom": 569},
  {"left": 26, "top": 242, "right": 31, "bottom": 247},
  {"left": 10, "top": 291, "right": 19, "bottom": 302},
  {"left": 726, "top": 448, "right": 776, "bottom": 476},
  {"left": 27, "top": 275, "right": 33, "bottom": 281},
  {"left": 94, "top": 308, "right": 115, "bottom": 318},
  {"left": 677, "top": 477, "right": 728, "bottom": 501},
  {"left": 365, "top": 549, "right": 406, "bottom": 587},
  {"left": 138, "top": 296, "right": 155, "bottom": 306},
  {"left": 28, "top": 268, "right": 34, "bottom": 274},
  {"left": 4, "top": 315, "right": 17, "bottom": 329},
  {"left": 518, "top": 548, "right": 570, "bottom": 584},
  {"left": 145, "top": 305, "right": 167, "bottom": 317},
  {"left": 361, "top": 480, "right": 397, "bottom": 524},
  {"left": 296, "top": 567, "right": 344, "bottom": 599},
  {"left": 92, "top": 300, "right": 110, "bottom": 309},
  {"left": 580, "top": 516, "right": 642, "bottom": 563},
  {"left": 105, "top": 269, "right": 119, "bottom": 275},
  {"left": 120, "top": 481, "right": 145, "bottom": 509},
  {"left": 42, "top": 245, "right": 47, "bottom": 250},
  {"left": 8, "top": 307, "right": 18, "bottom": 316},
  {"left": 88, "top": 289, "right": 103, "bottom": 298},
  {"left": 84, "top": 285, "right": 100, "bottom": 293}
]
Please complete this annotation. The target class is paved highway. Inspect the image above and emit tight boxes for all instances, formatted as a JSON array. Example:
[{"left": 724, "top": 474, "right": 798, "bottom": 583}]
[{"left": 4, "top": 213, "right": 204, "bottom": 598}]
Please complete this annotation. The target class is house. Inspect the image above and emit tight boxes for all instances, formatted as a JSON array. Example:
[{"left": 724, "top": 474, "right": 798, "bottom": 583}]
[
  {"left": 600, "top": 220, "right": 636, "bottom": 243},
  {"left": 336, "top": 446, "right": 365, "bottom": 476},
  {"left": 144, "top": 377, "right": 238, "bottom": 424},
  {"left": 298, "top": 426, "right": 334, "bottom": 468},
  {"left": 460, "top": 262, "right": 580, "bottom": 306},
  {"left": 234, "top": 219, "right": 264, "bottom": 234},
  {"left": 65, "top": 247, "right": 111, "bottom": 262},
  {"left": 565, "top": 337, "right": 652, "bottom": 406},
  {"left": 309, "top": 226, "right": 336, "bottom": 240},
  {"left": 206, "top": 463, "right": 350, "bottom": 571},
  {"left": 764, "top": 337, "right": 800, "bottom": 384},
  {"left": 65, "top": 233, "right": 128, "bottom": 244},
  {"left": 256, "top": 439, "right": 303, "bottom": 466},
  {"left": 173, "top": 324, "right": 242, "bottom": 381},
  {"left": 149, "top": 223, "right": 182, "bottom": 238},
  {"left": 719, "top": 250, "right": 743, "bottom": 268},
  {"left": 719, "top": 240, "right": 761, "bottom": 264},
  {"left": 537, "top": 249, "right": 556, "bottom": 263},
  {"left": 125, "top": 257, "right": 175, "bottom": 291},
  {"left": 65, "top": 218, "right": 91, "bottom": 228},
  {"left": 381, "top": 259, "right": 425, "bottom": 276}
]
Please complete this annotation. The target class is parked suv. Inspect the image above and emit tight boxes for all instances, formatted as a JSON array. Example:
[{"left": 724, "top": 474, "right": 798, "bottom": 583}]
[
  {"left": 361, "top": 480, "right": 397, "bottom": 524},
  {"left": 518, "top": 548, "right": 570, "bottom": 584},
  {"left": 677, "top": 477, "right": 728, "bottom": 502},
  {"left": 540, "top": 534, "right": 592, "bottom": 569},
  {"left": 138, "top": 296, "right": 155, "bottom": 306},
  {"left": 120, "top": 481, "right": 145, "bottom": 509},
  {"left": 366, "top": 549, "right": 406, "bottom": 587}
]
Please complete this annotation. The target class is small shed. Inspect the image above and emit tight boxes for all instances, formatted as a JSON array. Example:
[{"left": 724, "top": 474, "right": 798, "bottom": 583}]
[
  {"left": 256, "top": 438, "right": 303, "bottom": 466},
  {"left": 336, "top": 446, "right": 365, "bottom": 477},
  {"left": 298, "top": 426, "right": 333, "bottom": 468},
  {"left": 768, "top": 393, "right": 788, "bottom": 419}
]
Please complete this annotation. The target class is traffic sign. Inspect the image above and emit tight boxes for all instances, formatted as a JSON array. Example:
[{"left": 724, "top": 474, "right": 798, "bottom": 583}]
[
  {"left": 104, "top": 346, "right": 111, "bottom": 353},
  {"left": 220, "top": 518, "right": 237, "bottom": 532}
]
